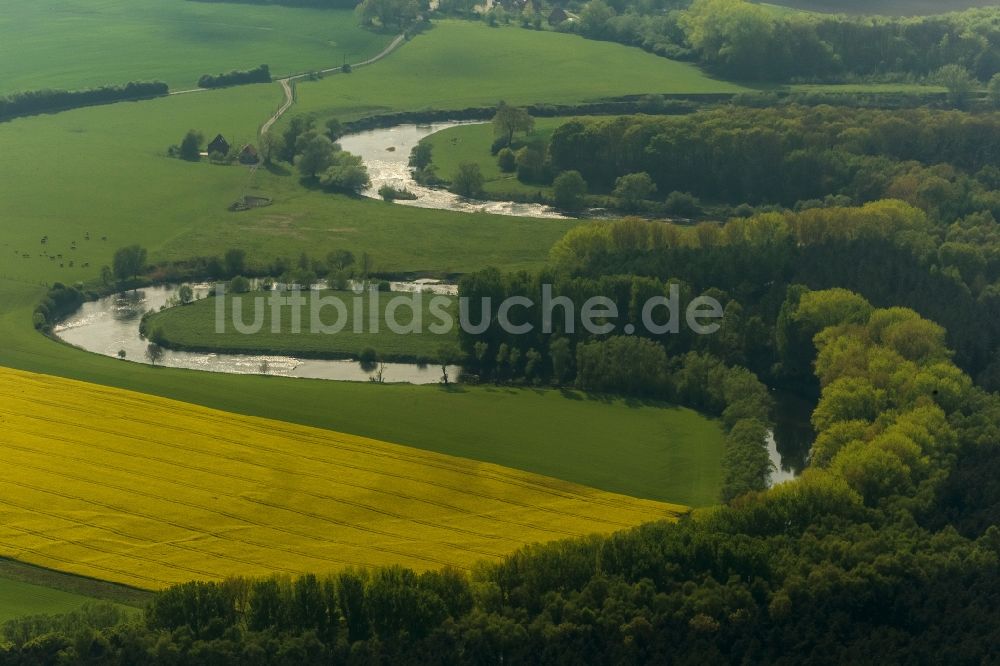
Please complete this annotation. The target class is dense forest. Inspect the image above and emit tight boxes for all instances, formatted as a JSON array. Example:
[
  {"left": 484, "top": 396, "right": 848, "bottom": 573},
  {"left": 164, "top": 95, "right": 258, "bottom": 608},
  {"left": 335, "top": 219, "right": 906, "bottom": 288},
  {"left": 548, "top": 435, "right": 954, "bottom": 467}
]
[
  {"left": 549, "top": 0, "right": 1000, "bottom": 83},
  {"left": 453, "top": 201, "right": 1000, "bottom": 389},
  {"left": 548, "top": 107, "right": 1000, "bottom": 216}
]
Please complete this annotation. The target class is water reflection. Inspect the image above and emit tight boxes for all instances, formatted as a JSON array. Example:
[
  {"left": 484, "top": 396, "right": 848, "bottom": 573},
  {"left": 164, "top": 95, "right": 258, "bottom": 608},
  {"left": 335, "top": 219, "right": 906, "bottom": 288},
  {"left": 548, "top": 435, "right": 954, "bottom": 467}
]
[{"left": 767, "top": 389, "right": 816, "bottom": 485}]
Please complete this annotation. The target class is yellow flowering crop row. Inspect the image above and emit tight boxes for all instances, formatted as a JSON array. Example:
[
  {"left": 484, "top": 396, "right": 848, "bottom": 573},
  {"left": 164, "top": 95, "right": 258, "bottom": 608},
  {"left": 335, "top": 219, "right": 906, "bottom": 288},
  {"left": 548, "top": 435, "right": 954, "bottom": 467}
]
[{"left": 0, "top": 368, "right": 685, "bottom": 589}]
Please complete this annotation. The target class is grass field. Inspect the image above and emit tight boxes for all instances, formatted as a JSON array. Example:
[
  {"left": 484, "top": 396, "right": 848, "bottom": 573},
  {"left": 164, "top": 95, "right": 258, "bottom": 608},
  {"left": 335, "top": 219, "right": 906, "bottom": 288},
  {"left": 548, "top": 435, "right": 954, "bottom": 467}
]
[
  {"left": 0, "top": 577, "right": 105, "bottom": 624},
  {"left": 0, "top": 558, "right": 150, "bottom": 622},
  {"left": 0, "top": 367, "right": 687, "bottom": 589},
  {"left": 293, "top": 21, "right": 748, "bottom": 121},
  {"left": 0, "top": 560, "right": 147, "bottom": 624},
  {"left": 0, "top": 0, "right": 391, "bottom": 92},
  {"left": 0, "top": 83, "right": 578, "bottom": 292},
  {"left": 0, "top": 20, "right": 748, "bottom": 292},
  {"left": 145, "top": 289, "right": 459, "bottom": 362}
]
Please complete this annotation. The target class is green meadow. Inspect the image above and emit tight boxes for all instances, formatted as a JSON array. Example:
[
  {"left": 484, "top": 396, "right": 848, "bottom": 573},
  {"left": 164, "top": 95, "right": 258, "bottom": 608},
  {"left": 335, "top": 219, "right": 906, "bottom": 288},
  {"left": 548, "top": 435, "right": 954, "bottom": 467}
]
[
  {"left": 292, "top": 21, "right": 748, "bottom": 121},
  {"left": 0, "top": 83, "right": 577, "bottom": 290},
  {"left": 0, "top": 0, "right": 391, "bottom": 92},
  {"left": 145, "top": 289, "right": 459, "bottom": 362},
  {"left": 788, "top": 82, "right": 948, "bottom": 94}
]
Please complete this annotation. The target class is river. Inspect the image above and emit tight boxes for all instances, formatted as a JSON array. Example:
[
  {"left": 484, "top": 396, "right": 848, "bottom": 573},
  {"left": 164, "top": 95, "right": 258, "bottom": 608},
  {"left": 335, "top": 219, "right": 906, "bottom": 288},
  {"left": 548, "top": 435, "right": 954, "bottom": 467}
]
[
  {"left": 337, "top": 122, "right": 570, "bottom": 219},
  {"left": 53, "top": 283, "right": 460, "bottom": 384},
  {"left": 767, "top": 390, "right": 815, "bottom": 485}
]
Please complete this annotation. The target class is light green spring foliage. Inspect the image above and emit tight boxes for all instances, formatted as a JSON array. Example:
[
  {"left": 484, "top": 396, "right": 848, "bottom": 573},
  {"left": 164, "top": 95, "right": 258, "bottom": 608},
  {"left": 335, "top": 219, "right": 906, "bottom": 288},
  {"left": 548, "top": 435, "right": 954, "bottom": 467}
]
[{"left": 804, "top": 294, "right": 968, "bottom": 507}]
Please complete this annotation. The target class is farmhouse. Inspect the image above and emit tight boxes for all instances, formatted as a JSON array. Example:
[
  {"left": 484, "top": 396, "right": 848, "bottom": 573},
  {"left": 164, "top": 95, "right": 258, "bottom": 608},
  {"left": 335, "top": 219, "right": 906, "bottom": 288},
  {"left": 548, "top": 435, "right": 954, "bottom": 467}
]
[
  {"left": 238, "top": 144, "right": 260, "bottom": 165},
  {"left": 207, "top": 134, "right": 230, "bottom": 155}
]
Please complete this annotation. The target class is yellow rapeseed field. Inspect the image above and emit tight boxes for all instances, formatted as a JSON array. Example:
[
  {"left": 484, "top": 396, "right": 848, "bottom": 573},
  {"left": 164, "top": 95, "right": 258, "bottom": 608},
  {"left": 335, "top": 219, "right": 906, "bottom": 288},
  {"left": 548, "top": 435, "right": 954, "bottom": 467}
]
[{"left": 0, "top": 368, "right": 685, "bottom": 589}]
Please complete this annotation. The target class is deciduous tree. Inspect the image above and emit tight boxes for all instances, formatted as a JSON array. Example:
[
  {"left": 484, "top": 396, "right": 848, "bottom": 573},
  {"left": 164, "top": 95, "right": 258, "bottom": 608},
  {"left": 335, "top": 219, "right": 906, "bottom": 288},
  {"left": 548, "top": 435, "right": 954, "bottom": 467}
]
[{"left": 492, "top": 102, "right": 534, "bottom": 147}]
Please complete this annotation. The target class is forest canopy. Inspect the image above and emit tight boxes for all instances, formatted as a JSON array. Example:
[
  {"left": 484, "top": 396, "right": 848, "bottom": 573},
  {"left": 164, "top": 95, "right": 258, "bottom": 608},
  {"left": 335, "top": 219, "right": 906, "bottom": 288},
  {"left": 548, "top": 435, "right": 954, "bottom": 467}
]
[{"left": 555, "top": 0, "right": 1000, "bottom": 83}]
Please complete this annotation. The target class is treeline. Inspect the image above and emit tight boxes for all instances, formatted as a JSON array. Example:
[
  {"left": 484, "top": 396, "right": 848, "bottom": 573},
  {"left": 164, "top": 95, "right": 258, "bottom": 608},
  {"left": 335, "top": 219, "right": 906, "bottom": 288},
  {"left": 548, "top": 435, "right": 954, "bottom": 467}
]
[
  {"left": 559, "top": 0, "right": 1000, "bottom": 83},
  {"left": 198, "top": 64, "right": 271, "bottom": 89},
  {"left": 0, "top": 81, "right": 168, "bottom": 121},
  {"left": 7, "top": 292, "right": 1000, "bottom": 663},
  {"left": 547, "top": 106, "right": 1000, "bottom": 220},
  {"left": 145, "top": 246, "right": 373, "bottom": 290}
]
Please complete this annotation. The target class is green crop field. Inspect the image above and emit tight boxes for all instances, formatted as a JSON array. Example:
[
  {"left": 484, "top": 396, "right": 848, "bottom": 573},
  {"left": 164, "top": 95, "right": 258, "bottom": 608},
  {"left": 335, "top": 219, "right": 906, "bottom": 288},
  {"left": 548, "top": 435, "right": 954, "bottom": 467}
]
[
  {"left": 0, "top": 558, "right": 146, "bottom": 625},
  {"left": 0, "top": 577, "right": 101, "bottom": 624},
  {"left": 145, "top": 289, "right": 459, "bottom": 362},
  {"left": 292, "top": 20, "right": 748, "bottom": 121},
  {"left": 0, "top": 0, "right": 392, "bottom": 92}
]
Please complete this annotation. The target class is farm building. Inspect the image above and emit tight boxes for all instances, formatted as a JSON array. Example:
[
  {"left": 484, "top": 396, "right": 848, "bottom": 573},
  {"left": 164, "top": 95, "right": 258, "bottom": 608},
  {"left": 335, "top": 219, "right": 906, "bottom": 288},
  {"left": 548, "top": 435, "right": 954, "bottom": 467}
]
[
  {"left": 238, "top": 144, "right": 259, "bottom": 165},
  {"left": 207, "top": 134, "right": 230, "bottom": 155}
]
